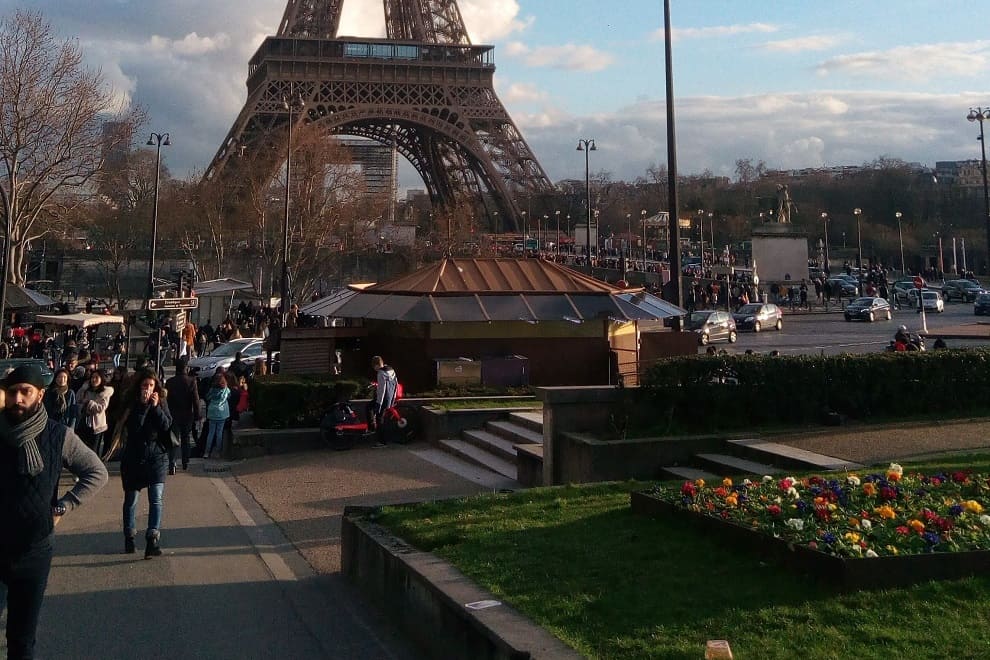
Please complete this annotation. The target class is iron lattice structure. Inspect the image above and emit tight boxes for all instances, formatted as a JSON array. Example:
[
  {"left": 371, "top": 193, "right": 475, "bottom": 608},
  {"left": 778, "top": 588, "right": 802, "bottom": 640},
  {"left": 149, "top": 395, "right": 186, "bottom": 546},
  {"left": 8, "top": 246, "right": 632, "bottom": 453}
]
[{"left": 206, "top": 0, "right": 553, "bottom": 230}]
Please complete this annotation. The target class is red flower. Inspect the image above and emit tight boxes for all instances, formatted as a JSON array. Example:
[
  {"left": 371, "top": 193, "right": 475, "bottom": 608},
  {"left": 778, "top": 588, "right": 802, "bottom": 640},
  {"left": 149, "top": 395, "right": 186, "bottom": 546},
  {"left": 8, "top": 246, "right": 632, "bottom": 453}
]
[
  {"left": 767, "top": 504, "right": 782, "bottom": 516},
  {"left": 779, "top": 478, "right": 795, "bottom": 491},
  {"left": 953, "top": 471, "right": 969, "bottom": 484},
  {"left": 714, "top": 487, "right": 729, "bottom": 498},
  {"left": 720, "top": 511, "right": 729, "bottom": 519},
  {"left": 808, "top": 541, "right": 818, "bottom": 550},
  {"left": 879, "top": 486, "right": 898, "bottom": 501},
  {"left": 937, "top": 518, "right": 954, "bottom": 532},
  {"left": 896, "top": 526, "right": 910, "bottom": 535},
  {"left": 681, "top": 482, "right": 697, "bottom": 497},
  {"left": 922, "top": 508, "right": 938, "bottom": 522}
]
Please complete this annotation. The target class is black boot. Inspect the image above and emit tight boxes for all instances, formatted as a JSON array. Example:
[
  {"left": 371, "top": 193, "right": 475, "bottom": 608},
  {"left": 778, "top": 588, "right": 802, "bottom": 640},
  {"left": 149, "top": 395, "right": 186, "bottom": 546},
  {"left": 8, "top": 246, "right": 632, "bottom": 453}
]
[
  {"left": 144, "top": 533, "right": 162, "bottom": 559},
  {"left": 124, "top": 532, "right": 136, "bottom": 554}
]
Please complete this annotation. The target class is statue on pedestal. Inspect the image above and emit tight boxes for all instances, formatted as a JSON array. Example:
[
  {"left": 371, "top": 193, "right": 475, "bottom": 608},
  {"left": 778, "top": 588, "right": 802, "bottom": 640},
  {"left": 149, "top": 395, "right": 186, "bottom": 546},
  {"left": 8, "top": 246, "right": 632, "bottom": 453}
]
[{"left": 775, "top": 184, "right": 798, "bottom": 224}]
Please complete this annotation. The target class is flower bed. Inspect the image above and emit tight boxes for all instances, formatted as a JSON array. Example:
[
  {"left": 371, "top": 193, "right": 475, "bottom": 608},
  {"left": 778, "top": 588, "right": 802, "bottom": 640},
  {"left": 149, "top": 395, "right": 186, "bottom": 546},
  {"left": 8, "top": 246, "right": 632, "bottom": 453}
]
[{"left": 631, "top": 464, "right": 990, "bottom": 590}]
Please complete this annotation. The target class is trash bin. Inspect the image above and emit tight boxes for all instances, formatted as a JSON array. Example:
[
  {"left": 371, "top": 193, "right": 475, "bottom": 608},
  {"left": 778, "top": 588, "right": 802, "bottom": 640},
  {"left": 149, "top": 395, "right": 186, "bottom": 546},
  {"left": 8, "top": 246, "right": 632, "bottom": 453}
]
[
  {"left": 435, "top": 358, "right": 482, "bottom": 387},
  {"left": 481, "top": 355, "right": 530, "bottom": 387}
]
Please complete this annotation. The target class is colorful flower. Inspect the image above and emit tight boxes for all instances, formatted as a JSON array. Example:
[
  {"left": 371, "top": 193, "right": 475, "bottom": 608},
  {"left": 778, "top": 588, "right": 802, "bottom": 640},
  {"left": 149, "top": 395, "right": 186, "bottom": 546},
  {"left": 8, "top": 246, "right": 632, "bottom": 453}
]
[
  {"left": 722, "top": 478, "right": 733, "bottom": 487},
  {"left": 785, "top": 518, "right": 804, "bottom": 531},
  {"left": 847, "top": 475, "right": 861, "bottom": 487},
  {"left": 694, "top": 479, "right": 705, "bottom": 489},
  {"left": 964, "top": 500, "right": 984, "bottom": 514},
  {"left": 681, "top": 482, "right": 697, "bottom": 497},
  {"left": 860, "top": 519, "right": 872, "bottom": 531},
  {"left": 863, "top": 483, "right": 878, "bottom": 497},
  {"left": 908, "top": 519, "right": 925, "bottom": 533},
  {"left": 874, "top": 505, "right": 896, "bottom": 520},
  {"left": 865, "top": 549, "right": 879, "bottom": 558},
  {"left": 767, "top": 504, "right": 782, "bottom": 516}
]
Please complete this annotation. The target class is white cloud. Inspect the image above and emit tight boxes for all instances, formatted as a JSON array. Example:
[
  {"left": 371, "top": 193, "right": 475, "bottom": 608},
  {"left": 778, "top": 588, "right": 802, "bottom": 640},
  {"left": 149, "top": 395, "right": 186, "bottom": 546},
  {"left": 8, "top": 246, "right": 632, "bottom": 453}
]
[
  {"left": 760, "top": 34, "right": 847, "bottom": 53},
  {"left": 506, "top": 43, "right": 615, "bottom": 72},
  {"left": 338, "top": 2, "right": 385, "bottom": 38},
  {"left": 148, "top": 32, "right": 230, "bottom": 57},
  {"left": 817, "top": 41, "right": 990, "bottom": 81},
  {"left": 336, "top": 0, "right": 529, "bottom": 43},
  {"left": 502, "top": 82, "right": 547, "bottom": 104},
  {"left": 656, "top": 22, "right": 778, "bottom": 41}
]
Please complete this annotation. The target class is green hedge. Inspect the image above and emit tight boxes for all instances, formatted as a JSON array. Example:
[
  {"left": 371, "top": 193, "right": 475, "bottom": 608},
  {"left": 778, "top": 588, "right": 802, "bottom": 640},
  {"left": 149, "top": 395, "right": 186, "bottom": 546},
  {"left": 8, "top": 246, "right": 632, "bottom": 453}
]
[
  {"left": 639, "top": 349, "right": 990, "bottom": 434},
  {"left": 250, "top": 376, "right": 365, "bottom": 428}
]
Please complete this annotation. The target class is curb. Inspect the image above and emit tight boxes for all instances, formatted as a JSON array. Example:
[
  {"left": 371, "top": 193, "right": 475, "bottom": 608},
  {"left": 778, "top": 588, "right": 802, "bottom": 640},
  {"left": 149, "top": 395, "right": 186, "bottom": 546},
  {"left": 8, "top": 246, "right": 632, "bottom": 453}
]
[{"left": 341, "top": 506, "right": 583, "bottom": 660}]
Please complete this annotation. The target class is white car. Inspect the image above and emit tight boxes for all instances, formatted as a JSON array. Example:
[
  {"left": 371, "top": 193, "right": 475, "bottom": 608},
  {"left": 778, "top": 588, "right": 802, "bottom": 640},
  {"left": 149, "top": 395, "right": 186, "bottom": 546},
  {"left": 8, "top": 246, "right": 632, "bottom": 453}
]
[
  {"left": 908, "top": 289, "right": 945, "bottom": 313},
  {"left": 187, "top": 338, "right": 268, "bottom": 381}
]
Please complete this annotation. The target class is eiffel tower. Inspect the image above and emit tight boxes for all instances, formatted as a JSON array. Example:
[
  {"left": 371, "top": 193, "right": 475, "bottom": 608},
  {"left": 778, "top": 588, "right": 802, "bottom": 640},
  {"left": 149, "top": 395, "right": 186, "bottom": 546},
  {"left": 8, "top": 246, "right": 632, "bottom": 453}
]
[{"left": 205, "top": 0, "right": 553, "bottom": 231}]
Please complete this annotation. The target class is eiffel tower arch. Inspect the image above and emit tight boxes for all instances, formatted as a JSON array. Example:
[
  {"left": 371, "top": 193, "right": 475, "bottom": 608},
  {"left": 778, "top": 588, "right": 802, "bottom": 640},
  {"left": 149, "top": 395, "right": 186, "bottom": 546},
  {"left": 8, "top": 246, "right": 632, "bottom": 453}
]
[{"left": 205, "top": 0, "right": 554, "bottom": 232}]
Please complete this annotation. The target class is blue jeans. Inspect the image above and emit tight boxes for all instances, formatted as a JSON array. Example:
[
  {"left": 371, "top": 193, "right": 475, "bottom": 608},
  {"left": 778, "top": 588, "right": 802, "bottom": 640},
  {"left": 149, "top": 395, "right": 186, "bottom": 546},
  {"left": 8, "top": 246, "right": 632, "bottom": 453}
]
[
  {"left": 0, "top": 534, "right": 53, "bottom": 659},
  {"left": 206, "top": 419, "right": 225, "bottom": 455},
  {"left": 123, "top": 482, "right": 165, "bottom": 537}
]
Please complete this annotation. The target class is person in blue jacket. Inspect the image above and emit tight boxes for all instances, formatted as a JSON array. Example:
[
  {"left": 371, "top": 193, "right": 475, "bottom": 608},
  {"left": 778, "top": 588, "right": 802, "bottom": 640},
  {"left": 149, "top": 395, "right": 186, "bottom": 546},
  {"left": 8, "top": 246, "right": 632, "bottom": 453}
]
[{"left": 204, "top": 371, "right": 230, "bottom": 458}]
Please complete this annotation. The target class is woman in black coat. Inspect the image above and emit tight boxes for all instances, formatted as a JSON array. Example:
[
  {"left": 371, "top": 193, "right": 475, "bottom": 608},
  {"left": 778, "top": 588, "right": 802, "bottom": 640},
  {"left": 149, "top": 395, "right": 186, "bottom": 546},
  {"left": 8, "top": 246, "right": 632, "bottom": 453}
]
[{"left": 115, "top": 370, "right": 173, "bottom": 558}]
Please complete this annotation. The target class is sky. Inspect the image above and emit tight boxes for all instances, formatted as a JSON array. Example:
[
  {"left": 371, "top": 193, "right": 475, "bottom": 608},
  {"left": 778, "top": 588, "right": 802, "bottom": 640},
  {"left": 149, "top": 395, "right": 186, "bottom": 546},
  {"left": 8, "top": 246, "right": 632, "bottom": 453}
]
[{"left": 5, "top": 0, "right": 990, "bottom": 188}]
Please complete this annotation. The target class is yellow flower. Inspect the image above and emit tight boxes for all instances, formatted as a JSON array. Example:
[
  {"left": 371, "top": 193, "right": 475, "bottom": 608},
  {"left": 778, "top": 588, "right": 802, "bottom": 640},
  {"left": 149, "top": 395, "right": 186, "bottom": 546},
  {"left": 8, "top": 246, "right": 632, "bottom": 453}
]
[
  {"left": 725, "top": 494, "right": 738, "bottom": 507},
  {"left": 849, "top": 518, "right": 861, "bottom": 528},
  {"left": 863, "top": 483, "right": 878, "bottom": 497},
  {"left": 722, "top": 478, "right": 733, "bottom": 487},
  {"left": 874, "top": 505, "right": 896, "bottom": 520},
  {"left": 844, "top": 532, "right": 861, "bottom": 544},
  {"left": 695, "top": 479, "right": 705, "bottom": 489},
  {"left": 908, "top": 519, "right": 925, "bottom": 533},
  {"left": 885, "top": 545, "right": 899, "bottom": 555},
  {"left": 964, "top": 500, "right": 984, "bottom": 514}
]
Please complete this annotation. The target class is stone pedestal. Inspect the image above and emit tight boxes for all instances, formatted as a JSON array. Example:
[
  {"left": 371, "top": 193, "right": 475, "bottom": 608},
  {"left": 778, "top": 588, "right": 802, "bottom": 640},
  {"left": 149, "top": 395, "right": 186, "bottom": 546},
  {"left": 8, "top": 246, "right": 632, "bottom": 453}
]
[{"left": 751, "top": 224, "right": 809, "bottom": 282}]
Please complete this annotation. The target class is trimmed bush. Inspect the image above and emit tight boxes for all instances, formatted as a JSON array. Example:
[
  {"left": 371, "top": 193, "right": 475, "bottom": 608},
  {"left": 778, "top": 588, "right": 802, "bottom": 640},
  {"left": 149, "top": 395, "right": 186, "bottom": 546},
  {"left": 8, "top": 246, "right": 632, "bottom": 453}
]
[
  {"left": 639, "top": 349, "right": 990, "bottom": 434},
  {"left": 251, "top": 376, "right": 365, "bottom": 428}
]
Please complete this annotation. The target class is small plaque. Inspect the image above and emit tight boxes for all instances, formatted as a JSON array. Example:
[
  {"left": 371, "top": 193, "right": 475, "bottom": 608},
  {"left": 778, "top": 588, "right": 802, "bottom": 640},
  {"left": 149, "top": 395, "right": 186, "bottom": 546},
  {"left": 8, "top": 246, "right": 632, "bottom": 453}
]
[{"left": 464, "top": 600, "right": 502, "bottom": 610}]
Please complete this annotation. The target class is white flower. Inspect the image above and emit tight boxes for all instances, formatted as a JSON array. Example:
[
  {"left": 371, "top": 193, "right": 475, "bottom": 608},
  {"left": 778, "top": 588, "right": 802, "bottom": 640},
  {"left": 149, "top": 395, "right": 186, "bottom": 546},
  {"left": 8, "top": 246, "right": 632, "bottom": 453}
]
[
  {"left": 742, "top": 479, "right": 752, "bottom": 486},
  {"left": 786, "top": 487, "right": 800, "bottom": 500},
  {"left": 861, "top": 519, "right": 872, "bottom": 531},
  {"left": 773, "top": 496, "right": 783, "bottom": 504},
  {"left": 846, "top": 475, "right": 861, "bottom": 487},
  {"left": 785, "top": 518, "right": 805, "bottom": 531},
  {"left": 762, "top": 475, "right": 774, "bottom": 483},
  {"left": 980, "top": 515, "right": 990, "bottom": 526},
  {"left": 865, "top": 549, "right": 878, "bottom": 558},
  {"left": 849, "top": 544, "right": 863, "bottom": 554},
  {"left": 888, "top": 463, "right": 904, "bottom": 477}
]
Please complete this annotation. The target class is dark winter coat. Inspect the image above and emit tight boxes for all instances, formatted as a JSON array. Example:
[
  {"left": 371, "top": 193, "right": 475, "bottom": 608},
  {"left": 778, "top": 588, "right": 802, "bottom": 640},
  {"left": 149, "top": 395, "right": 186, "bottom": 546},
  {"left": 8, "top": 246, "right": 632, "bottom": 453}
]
[{"left": 119, "top": 401, "right": 174, "bottom": 492}]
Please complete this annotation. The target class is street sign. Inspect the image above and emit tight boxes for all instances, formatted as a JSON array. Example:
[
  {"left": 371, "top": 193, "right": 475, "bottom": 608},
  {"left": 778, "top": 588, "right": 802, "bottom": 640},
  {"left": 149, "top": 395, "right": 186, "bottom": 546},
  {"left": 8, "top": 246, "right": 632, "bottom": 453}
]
[
  {"left": 147, "top": 297, "right": 199, "bottom": 311},
  {"left": 913, "top": 276, "right": 925, "bottom": 289},
  {"left": 174, "top": 310, "right": 186, "bottom": 333}
]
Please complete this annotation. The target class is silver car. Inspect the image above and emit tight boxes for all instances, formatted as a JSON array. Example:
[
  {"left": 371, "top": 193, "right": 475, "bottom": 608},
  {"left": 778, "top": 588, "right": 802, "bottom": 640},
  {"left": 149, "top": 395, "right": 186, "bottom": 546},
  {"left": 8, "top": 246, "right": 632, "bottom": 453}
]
[{"left": 187, "top": 338, "right": 267, "bottom": 381}]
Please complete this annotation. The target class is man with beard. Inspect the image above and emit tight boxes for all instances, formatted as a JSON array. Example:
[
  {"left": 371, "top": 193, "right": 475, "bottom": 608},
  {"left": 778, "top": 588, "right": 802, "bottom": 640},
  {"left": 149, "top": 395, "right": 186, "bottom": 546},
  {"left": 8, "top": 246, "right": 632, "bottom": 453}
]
[{"left": 0, "top": 364, "right": 108, "bottom": 658}]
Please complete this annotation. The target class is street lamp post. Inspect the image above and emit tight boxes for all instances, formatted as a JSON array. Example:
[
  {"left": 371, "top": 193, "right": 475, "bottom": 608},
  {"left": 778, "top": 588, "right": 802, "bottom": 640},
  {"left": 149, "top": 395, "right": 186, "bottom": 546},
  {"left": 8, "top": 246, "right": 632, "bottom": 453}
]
[
  {"left": 493, "top": 211, "right": 499, "bottom": 254},
  {"left": 145, "top": 133, "right": 171, "bottom": 312},
  {"left": 555, "top": 210, "right": 561, "bottom": 258},
  {"left": 708, "top": 211, "right": 714, "bottom": 265},
  {"left": 281, "top": 90, "right": 304, "bottom": 327},
  {"left": 577, "top": 138, "right": 596, "bottom": 273},
  {"left": 967, "top": 108, "right": 990, "bottom": 273},
  {"left": 853, "top": 208, "right": 864, "bottom": 295},
  {"left": 820, "top": 212, "right": 830, "bottom": 273},
  {"left": 0, "top": 174, "right": 12, "bottom": 335},
  {"left": 895, "top": 211, "right": 905, "bottom": 275},
  {"left": 641, "top": 209, "right": 648, "bottom": 272}
]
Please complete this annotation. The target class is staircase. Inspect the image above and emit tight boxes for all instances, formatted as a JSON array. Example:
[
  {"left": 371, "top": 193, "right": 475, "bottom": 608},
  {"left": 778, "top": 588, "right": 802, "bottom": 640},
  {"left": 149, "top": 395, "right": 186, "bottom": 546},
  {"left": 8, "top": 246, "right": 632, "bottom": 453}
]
[
  {"left": 438, "top": 411, "right": 543, "bottom": 483},
  {"left": 662, "top": 437, "right": 865, "bottom": 482}
]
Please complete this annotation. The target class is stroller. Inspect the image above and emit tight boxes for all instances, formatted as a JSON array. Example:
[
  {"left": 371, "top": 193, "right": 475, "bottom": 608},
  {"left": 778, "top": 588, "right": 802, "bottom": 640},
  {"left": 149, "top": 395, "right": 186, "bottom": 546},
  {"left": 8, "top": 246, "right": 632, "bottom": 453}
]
[{"left": 319, "top": 400, "right": 372, "bottom": 450}]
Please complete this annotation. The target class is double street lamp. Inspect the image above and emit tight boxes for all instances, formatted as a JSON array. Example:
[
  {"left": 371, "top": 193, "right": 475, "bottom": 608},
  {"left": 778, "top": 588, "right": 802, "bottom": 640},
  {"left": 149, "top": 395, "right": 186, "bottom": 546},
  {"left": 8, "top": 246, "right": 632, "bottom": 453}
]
[
  {"left": 820, "top": 212, "right": 830, "bottom": 273},
  {"left": 853, "top": 208, "right": 864, "bottom": 295},
  {"left": 576, "top": 138, "right": 597, "bottom": 273},
  {"left": 967, "top": 107, "right": 990, "bottom": 273},
  {"left": 895, "top": 211, "right": 906, "bottom": 275},
  {"left": 145, "top": 132, "right": 170, "bottom": 311}
]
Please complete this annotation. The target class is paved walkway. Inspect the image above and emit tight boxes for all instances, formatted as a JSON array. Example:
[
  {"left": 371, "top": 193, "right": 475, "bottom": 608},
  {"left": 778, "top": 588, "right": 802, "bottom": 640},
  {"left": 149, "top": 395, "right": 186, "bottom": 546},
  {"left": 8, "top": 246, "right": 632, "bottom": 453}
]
[{"left": 4, "top": 444, "right": 497, "bottom": 659}]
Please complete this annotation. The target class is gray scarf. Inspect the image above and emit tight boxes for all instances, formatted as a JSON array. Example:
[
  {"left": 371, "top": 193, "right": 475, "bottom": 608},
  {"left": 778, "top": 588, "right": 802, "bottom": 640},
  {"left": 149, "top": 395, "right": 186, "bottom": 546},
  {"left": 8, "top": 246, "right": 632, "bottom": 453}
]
[{"left": 0, "top": 405, "right": 49, "bottom": 477}]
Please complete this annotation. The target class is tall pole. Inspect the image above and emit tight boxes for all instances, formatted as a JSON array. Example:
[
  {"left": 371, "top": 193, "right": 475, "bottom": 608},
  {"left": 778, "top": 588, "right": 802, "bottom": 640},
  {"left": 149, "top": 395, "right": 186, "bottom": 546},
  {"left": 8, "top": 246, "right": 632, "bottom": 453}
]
[
  {"left": 282, "top": 90, "right": 304, "bottom": 327},
  {"left": 854, "top": 208, "right": 863, "bottom": 295},
  {"left": 821, "top": 212, "right": 830, "bottom": 273},
  {"left": 0, "top": 184, "right": 11, "bottom": 336},
  {"left": 577, "top": 139, "right": 596, "bottom": 273},
  {"left": 895, "top": 211, "right": 905, "bottom": 275},
  {"left": 663, "top": 0, "right": 683, "bottom": 311},
  {"left": 145, "top": 133, "right": 170, "bottom": 313},
  {"left": 555, "top": 210, "right": 560, "bottom": 258},
  {"left": 641, "top": 209, "right": 648, "bottom": 272},
  {"left": 697, "top": 209, "right": 704, "bottom": 264},
  {"left": 708, "top": 211, "right": 714, "bottom": 265},
  {"left": 968, "top": 108, "right": 990, "bottom": 274}
]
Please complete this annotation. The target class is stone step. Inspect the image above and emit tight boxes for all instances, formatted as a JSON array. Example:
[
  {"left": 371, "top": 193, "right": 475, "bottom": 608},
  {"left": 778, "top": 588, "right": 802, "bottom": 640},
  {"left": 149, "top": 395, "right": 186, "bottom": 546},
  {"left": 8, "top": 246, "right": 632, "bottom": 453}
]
[
  {"left": 438, "top": 439, "right": 517, "bottom": 480},
  {"left": 508, "top": 410, "right": 544, "bottom": 435},
  {"left": 694, "top": 453, "right": 784, "bottom": 478},
  {"left": 485, "top": 420, "right": 543, "bottom": 446},
  {"left": 462, "top": 429, "right": 519, "bottom": 463},
  {"left": 726, "top": 438, "right": 865, "bottom": 472},
  {"left": 660, "top": 466, "right": 721, "bottom": 482},
  {"left": 410, "top": 447, "right": 519, "bottom": 492}
]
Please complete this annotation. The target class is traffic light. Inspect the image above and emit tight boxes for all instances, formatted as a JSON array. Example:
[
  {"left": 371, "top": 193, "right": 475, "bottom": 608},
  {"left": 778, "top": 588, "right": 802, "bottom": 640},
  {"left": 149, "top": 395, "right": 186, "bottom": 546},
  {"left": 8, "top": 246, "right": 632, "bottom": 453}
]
[{"left": 176, "top": 271, "right": 186, "bottom": 297}]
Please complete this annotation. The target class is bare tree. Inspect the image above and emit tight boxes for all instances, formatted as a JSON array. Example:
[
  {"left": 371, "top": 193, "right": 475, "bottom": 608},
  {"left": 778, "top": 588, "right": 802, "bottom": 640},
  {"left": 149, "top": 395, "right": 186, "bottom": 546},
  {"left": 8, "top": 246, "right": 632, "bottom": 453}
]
[
  {"left": 88, "top": 207, "right": 139, "bottom": 310},
  {"left": 0, "top": 9, "right": 146, "bottom": 284}
]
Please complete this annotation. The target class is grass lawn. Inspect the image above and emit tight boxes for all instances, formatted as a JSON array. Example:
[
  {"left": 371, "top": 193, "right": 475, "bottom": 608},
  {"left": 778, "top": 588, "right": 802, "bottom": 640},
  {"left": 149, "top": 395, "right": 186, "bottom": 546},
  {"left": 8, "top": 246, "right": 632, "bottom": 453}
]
[
  {"left": 376, "top": 455, "right": 990, "bottom": 660},
  {"left": 430, "top": 398, "right": 540, "bottom": 411}
]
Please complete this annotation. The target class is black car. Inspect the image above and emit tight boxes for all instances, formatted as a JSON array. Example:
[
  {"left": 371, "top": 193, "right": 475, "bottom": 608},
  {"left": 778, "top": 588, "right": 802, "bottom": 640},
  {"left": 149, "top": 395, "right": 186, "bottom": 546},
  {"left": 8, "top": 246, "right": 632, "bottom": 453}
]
[
  {"left": 0, "top": 358, "right": 54, "bottom": 387},
  {"left": 844, "top": 297, "right": 892, "bottom": 322},
  {"left": 685, "top": 310, "right": 737, "bottom": 345},
  {"left": 975, "top": 292, "right": 990, "bottom": 316},
  {"left": 732, "top": 303, "right": 783, "bottom": 332},
  {"left": 943, "top": 279, "right": 985, "bottom": 302}
]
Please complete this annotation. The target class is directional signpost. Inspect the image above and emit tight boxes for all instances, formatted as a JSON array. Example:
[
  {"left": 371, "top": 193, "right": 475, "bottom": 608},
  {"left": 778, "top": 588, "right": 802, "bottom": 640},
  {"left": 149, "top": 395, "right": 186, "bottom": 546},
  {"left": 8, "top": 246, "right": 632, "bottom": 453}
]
[{"left": 147, "top": 297, "right": 199, "bottom": 311}]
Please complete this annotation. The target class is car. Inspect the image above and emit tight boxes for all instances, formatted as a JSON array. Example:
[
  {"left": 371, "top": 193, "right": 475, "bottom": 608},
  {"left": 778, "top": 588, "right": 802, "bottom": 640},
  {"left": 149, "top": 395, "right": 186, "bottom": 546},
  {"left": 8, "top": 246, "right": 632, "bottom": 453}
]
[
  {"left": 732, "top": 303, "right": 783, "bottom": 332},
  {"left": 942, "top": 279, "right": 985, "bottom": 302},
  {"left": 187, "top": 338, "right": 268, "bottom": 381},
  {"left": 685, "top": 310, "right": 737, "bottom": 345},
  {"left": 827, "top": 277, "right": 858, "bottom": 297},
  {"left": 892, "top": 280, "right": 919, "bottom": 305},
  {"left": 844, "top": 297, "right": 892, "bottom": 322},
  {"left": 0, "top": 358, "right": 54, "bottom": 387},
  {"left": 976, "top": 292, "right": 990, "bottom": 315},
  {"left": 920, "top": 290, "right": 945, "bottom": 313}
]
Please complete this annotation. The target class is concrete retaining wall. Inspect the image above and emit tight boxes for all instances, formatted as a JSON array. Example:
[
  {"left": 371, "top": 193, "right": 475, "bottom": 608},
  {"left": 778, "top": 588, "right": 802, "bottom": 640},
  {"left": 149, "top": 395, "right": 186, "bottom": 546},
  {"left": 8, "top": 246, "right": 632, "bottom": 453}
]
[{"left": 341, "top": 508, "right": 583, "bottom": 660}]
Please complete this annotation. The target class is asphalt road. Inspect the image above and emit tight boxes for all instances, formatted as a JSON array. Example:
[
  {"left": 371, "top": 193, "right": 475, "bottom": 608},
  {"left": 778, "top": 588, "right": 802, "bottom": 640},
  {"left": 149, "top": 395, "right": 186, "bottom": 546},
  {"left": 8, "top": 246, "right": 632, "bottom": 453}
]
[{"left": 706, "top": 298, "right": 990, "bottom": 356}]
